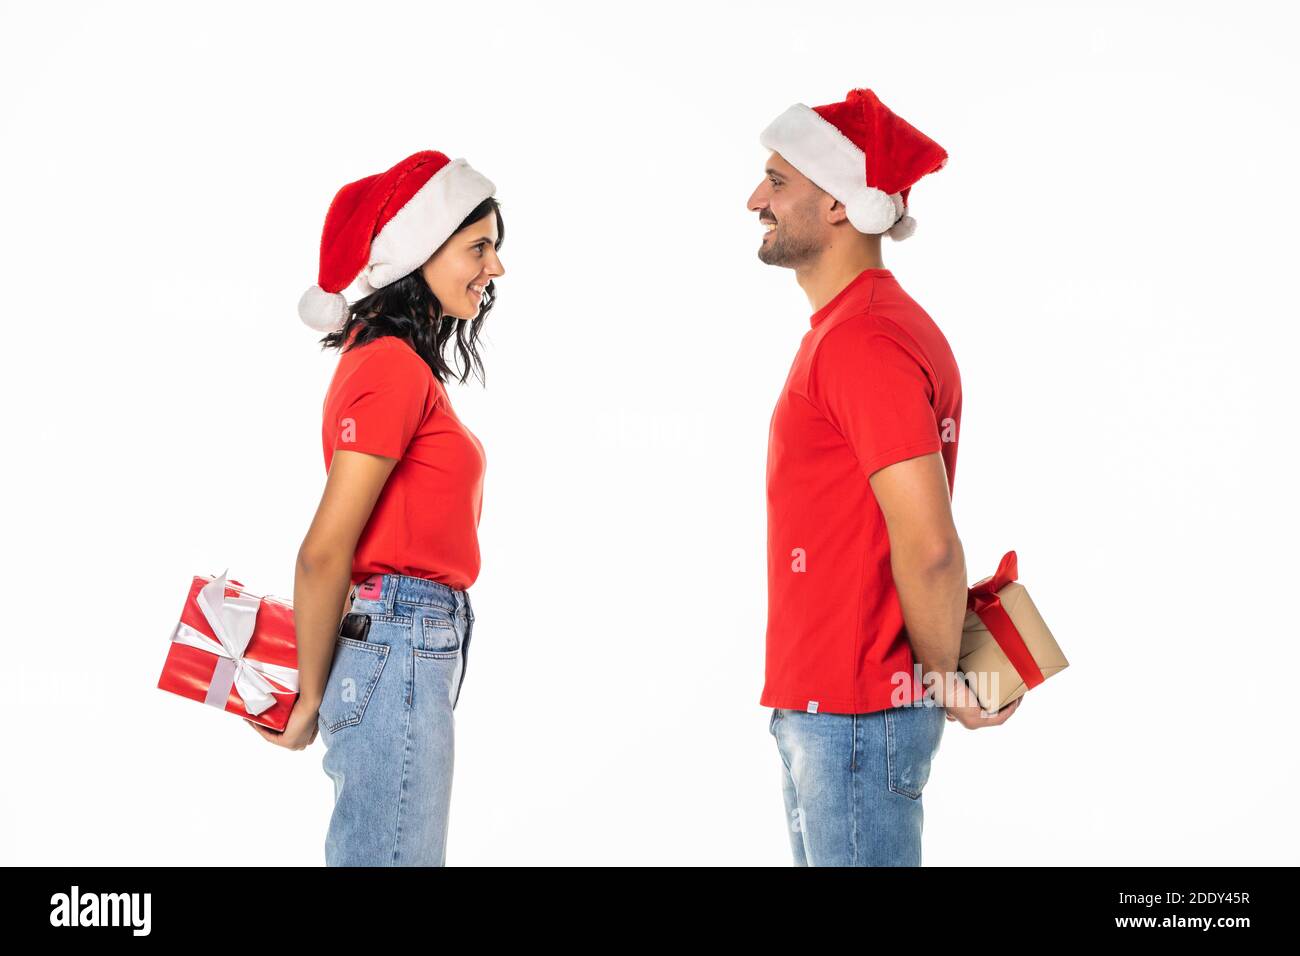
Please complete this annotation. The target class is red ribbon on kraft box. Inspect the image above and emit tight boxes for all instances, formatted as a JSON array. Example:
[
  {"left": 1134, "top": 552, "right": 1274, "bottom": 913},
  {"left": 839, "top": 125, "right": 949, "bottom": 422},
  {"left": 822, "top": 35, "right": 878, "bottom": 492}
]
[{"left": 966, "top": 550, "right": 1046, "bottom": 691}]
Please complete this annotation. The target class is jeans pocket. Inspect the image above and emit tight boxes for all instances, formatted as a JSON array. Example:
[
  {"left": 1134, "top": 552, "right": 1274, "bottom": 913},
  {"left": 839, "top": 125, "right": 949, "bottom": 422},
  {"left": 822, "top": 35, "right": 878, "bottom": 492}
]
[
  {"left": 419, "top": 609, "right": 461, "bottom": 656},
  {"left": 884, "top": 704, "right": 944, "bottom": 800},
  {"left": 348, "top": 597, "right": 388, "bottom": 623},
  {"left": 318, "top": 637, "right": 389, "bottom": 734},
  {"left": 768, "top": 707, "right": 782, "bottom": 735}
]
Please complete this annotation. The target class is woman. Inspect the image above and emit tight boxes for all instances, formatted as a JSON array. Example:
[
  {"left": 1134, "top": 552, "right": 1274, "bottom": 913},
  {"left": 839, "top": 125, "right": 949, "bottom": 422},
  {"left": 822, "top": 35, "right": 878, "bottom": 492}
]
[{"left": 247, "top": 149, "right": 505, "bottom": 867}]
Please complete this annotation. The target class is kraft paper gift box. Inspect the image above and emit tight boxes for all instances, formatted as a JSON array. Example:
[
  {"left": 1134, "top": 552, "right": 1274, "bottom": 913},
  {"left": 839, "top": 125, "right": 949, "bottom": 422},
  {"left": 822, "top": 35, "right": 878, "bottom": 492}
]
[
  {"left": 157, "top": 569, "right": 299, "bottom": 731},
  {"left": 958, "top": 550, "right": 1068, "bottom": 712}
]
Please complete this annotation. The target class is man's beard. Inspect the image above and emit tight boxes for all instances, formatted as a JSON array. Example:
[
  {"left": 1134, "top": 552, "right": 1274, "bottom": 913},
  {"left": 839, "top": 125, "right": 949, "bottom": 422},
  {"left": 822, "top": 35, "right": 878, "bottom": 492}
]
[{"left": 758, "top": 220, "right": 820, "bottom": 268}]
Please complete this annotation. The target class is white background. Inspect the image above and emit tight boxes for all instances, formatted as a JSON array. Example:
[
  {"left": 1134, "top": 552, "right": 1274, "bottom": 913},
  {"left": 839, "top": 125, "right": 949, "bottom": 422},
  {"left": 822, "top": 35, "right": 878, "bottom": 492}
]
[{"left": 2, "top": 0, "right": 1296, "bottom": 866}]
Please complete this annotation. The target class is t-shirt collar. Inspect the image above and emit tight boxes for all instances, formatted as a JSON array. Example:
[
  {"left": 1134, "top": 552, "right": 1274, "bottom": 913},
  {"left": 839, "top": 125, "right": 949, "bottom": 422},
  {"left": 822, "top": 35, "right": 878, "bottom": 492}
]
[{"left": 809, "top": 268, "right": 892, "bottom": 328}]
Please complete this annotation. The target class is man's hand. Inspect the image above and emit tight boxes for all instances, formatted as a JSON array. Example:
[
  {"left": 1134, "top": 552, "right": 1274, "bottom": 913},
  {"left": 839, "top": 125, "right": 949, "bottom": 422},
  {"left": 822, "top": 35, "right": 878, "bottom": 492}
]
[
  {"left": 941, "top": 677, "right": 1023, "bottom": 729},
  {"left": 246, "top": 695, "right": 321, "bottom": 750}
]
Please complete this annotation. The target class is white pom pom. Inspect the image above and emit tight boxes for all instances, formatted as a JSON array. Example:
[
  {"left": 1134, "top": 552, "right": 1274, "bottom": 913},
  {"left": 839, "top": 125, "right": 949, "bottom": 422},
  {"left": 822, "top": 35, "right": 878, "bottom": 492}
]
[
  {"left": 297, "top": 285, "right": 349, "bottom": 332},
  {"left": 887, "top": 214, "right": 917, "bottom": 241},
  {"left": 844, "top": 190, "right": 900, "bottom": 235}
]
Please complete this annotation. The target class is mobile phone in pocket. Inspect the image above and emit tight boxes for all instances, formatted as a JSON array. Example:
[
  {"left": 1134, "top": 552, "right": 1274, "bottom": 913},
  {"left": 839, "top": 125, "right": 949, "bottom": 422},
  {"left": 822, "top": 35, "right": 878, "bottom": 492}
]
[{"left": 339, "top": 612, "right": 371, "bottom": 642}]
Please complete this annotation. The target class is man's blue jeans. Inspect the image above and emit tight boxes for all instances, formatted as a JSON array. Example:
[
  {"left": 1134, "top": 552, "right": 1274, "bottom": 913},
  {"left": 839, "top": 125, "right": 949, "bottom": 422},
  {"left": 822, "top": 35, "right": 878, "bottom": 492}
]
[
  {"left": 317, "top": 573, "right": 474, "bottom": 866},
  {"left": 769, "top": 700, "right": 946, "bottom": 866}
]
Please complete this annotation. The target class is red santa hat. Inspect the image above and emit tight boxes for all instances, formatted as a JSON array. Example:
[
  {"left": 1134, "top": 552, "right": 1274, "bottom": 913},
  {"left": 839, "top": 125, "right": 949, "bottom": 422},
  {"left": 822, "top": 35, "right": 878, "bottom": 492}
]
[
  {"left": 759, "top": 88, "right": 947, "bottom": 240},
  {"left": 299, "top": 149, "right": 496, "bottom": 332}
]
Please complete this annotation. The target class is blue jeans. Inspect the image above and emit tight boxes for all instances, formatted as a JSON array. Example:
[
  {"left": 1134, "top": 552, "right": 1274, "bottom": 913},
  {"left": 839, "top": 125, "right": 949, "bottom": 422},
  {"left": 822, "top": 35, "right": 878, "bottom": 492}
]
[
  {"left": 768, "top": 701, "right": 946, "bottom": 866},
  {"left": 317, "top": 573, "right": 474, "bottom": 866}
]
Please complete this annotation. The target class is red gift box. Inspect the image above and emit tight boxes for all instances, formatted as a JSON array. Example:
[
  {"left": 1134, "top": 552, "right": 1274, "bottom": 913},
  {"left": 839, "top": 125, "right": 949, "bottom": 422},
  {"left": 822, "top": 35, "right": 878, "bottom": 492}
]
[{"left": 157, "top": 569, "right": 299, "bottom": 731}]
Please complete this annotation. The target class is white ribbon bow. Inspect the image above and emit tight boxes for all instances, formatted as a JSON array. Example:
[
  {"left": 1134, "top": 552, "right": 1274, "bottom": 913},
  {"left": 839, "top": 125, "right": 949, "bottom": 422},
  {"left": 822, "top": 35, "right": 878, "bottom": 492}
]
[{"left": 168, "top": 568, "right": 299, "bottom": 716}]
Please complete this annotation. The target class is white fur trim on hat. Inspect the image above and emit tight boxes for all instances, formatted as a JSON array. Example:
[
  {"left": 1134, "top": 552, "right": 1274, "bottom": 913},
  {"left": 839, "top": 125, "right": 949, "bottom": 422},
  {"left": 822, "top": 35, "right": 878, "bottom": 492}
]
[
  {"left": 364, "top": 158, "right": 496, "bottom": 290},
  {"left": 760, "top": 103, "right": 909, "bottom": 237},
  {"left": 298, "top": 284, "right": 350, "bottom": 332}
]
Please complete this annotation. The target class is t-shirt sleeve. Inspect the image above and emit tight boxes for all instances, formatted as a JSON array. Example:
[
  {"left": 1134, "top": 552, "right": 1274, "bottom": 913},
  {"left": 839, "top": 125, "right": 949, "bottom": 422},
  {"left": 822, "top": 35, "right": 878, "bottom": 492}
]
[
  {"left": 327, "top": 347, "right": 432, "bottom": 460},
  {"left": 807, "top": 323, "right": 942, "bottom": 478}
]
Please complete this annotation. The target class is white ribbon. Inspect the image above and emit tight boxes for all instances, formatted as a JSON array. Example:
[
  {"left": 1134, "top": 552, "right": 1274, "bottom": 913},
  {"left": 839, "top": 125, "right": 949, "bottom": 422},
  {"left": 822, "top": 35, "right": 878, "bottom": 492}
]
[{"left": 168, "top": 568, "right": 299, "bottom": 716}]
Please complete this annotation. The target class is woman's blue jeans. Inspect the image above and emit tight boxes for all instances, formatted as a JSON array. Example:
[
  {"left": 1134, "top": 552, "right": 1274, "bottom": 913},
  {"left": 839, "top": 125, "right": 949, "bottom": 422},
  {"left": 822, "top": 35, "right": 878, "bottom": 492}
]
[
  {"left": 769, "top": 701, "right": 946, "bottom": 866},
  {"left": 317, "top": 572, "right": 474, "bottom": 866}
]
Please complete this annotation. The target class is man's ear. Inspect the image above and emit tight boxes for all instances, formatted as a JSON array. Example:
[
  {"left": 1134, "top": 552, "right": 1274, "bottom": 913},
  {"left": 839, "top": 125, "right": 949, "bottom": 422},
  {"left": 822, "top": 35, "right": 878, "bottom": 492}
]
[{"left": 825, "top": 196, "right": 850, "bottom": 226}]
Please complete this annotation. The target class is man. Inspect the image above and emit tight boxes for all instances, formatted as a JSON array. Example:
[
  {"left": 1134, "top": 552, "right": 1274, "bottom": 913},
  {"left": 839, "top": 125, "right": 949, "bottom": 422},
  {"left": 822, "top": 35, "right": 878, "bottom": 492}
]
[{"left": 748, "top": 88, "right": 1021, "bottom": 867}]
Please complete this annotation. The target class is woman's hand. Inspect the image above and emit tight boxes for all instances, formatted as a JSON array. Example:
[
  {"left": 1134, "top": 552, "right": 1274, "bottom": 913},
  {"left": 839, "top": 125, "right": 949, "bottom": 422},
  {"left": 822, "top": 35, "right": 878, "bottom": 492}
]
[{"left": 246, "top": 695, "right": 321, "bottom": 750}]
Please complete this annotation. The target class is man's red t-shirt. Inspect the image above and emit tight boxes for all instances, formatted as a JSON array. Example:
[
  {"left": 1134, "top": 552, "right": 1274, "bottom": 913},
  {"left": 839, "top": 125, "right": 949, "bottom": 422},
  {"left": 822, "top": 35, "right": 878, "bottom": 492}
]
[
  {"left": 761, "top": 268, "right": 962, "bottom": 715},
  {"left": 321, "top": 332, "right": 486, "bottom": 591}
]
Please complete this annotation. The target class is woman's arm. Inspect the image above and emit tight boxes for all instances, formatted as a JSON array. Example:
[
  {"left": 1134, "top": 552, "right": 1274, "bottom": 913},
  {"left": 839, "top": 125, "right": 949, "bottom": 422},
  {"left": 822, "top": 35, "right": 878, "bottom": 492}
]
[{"left": 248, "top": 449, "right": 399, "bottom": 749}]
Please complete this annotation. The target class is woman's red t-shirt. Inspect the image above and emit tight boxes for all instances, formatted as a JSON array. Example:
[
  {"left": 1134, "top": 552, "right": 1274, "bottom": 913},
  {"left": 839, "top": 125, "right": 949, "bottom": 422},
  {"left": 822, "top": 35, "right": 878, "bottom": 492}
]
[{"left": 321, "top": 331, "right": 486, "bottom": 591}]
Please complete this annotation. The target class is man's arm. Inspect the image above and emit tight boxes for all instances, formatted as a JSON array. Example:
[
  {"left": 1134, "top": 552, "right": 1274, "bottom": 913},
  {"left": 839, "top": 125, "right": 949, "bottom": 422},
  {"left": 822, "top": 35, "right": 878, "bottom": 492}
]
[
  {"left": 869, "top": 451, "right": 1020, "bottom": 728},
  {"left": 869, "top": 451, "right": 966, "bottom": 681}
]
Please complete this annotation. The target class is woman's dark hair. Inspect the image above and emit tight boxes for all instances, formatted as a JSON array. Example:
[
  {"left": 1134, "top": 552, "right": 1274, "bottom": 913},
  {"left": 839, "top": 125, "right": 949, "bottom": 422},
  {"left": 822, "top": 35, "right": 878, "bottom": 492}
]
[{"left": 318, "top": 197, "right": 504, "bottom": 386}]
